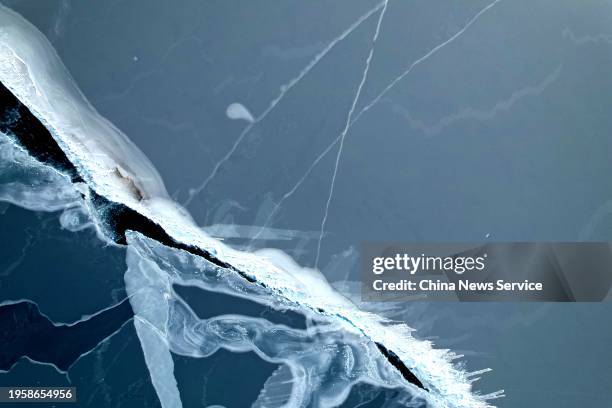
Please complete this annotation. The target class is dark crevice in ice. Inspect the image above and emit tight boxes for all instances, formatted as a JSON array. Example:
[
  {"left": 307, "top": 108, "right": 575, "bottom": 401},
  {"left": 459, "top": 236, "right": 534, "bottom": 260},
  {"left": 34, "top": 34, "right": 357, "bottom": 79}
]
[
  {"left": 0, "top": 79, "right": 427, "bottom": 393},
  {"left": 0, "top": 79, "right": 254, "bottom": 282},
  {"left": 0, "top": 299, "right": 133, "bottom": 372},
  {"left": 0, "top": 81, "right": 82, "bottom": 183},
  {"left": 375, "top": 342, "right": 427, "bottom": 391},
  {"left": 88, "top": 189, "right": 256, "bottom": 282}
]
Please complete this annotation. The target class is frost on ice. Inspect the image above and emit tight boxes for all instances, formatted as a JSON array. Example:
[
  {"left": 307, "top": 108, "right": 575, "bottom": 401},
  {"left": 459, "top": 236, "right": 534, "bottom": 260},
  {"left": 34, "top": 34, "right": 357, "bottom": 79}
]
[{"left": 0, "top": 4, "right": 503, "bottom": 408}]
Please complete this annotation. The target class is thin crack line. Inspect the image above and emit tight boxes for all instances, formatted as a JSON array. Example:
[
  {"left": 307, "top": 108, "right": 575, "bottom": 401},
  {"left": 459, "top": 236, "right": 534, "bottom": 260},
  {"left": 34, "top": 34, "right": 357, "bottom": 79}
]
[
  {"left": 562, "top": 28, "right": 612, "bottom": 46},
  {"left": 183, "top": 0, "right": 387, "bottom": 207},
  {"left": 391, "top": 64, "right": 562, "bottom": 136},
  {"left": 351, "top": 0, "right": 502, "bottom": 125},
  {"left": 253, "top": 0, "right": 501, "bottom": 245},
  {"left": 315, "top": 0, "right": 389, "bottom": 268}
]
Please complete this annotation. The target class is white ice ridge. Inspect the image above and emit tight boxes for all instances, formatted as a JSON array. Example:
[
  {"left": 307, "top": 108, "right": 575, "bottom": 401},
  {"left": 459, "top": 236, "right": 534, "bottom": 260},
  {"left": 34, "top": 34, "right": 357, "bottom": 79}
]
[{"left": 0, "top": 5, "right": 502, "bottom": 408}]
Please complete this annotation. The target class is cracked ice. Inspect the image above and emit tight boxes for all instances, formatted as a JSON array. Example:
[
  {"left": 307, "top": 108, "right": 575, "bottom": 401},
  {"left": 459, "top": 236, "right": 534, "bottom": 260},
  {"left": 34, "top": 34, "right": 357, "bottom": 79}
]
[{"left": 0, "top": 4, "right": 503, "bottom": 408}]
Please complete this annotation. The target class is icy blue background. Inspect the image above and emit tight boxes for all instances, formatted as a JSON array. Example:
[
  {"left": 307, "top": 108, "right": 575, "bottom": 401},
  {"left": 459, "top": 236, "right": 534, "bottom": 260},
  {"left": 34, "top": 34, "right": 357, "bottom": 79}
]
[{"left": 1, "top": 1, "right": 612, "bottom": 406}]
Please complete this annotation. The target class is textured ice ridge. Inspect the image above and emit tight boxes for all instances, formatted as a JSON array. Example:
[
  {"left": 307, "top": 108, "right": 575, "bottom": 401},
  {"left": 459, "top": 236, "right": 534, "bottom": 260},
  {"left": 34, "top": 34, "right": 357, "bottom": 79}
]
[{"left": 0, "top": 5, "right": 502, "bottom": 407}]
